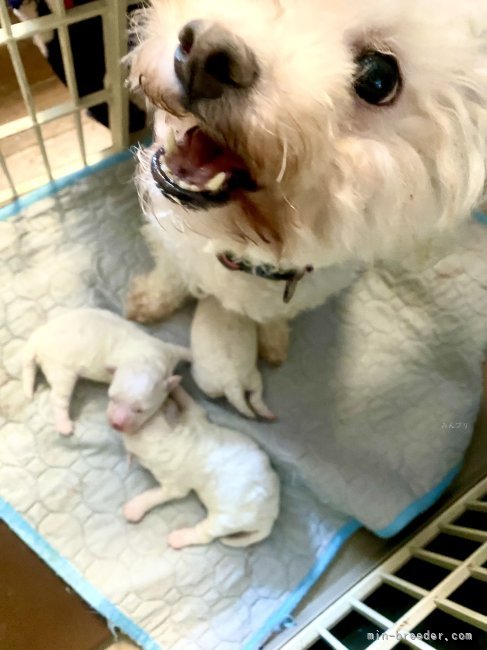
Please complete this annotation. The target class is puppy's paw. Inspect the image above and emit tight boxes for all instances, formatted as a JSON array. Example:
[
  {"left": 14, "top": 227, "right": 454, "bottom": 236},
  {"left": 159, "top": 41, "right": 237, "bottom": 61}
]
[
  {"left": 168, "top": 526, "right": 211, "bottom": 549},
  {"left": 56, "top": 419, "right": 74, "bottom": 436},
  {"left": 123, "top": 499, "right": 146, "bottom": 523},
  {"left": 225, "top": 385, "right": 257, "bottom": 420},
  {"left": 167, "top": 528, "right": 193, "bottom": 550},
  {"left": 258, "top": 320, "right": 289, "bottom": 366},
  {"left": 248, "top": 390, "right": 276, "bottom": 421}
]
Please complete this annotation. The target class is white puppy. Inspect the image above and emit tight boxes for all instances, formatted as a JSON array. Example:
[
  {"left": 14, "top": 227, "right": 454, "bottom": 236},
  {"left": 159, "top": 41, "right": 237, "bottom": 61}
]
[
  {"left": 23, "top": 308, "right": 191, "bottom": 435},
  {"left": 191, "top": 296, "right": 275, "bottom": 419},
  {"left": 121, "top": 386, "right": 280, "bottom": 549}
]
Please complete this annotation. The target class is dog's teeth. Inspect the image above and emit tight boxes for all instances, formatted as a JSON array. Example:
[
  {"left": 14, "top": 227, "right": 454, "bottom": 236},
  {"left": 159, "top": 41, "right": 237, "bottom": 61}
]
[
  {"left": 165, "top": 128, "right": 178, "bottom": 156},
  {"left": 160, "top": 160, "right": 173, "bottom": 178},
  {"left": 205, "top": 172, "right": 226, "bottom": 192},
  {"left": 177, "top": 179, "right": 202, "bottom": 192}
]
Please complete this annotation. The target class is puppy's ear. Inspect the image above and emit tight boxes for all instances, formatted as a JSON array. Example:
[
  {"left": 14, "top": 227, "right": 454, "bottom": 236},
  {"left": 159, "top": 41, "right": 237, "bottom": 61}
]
[
  {"left": 106, "top": 365, "right": 116, "bottom": 375},
  {"left": 165, "top": 375, "right": 182, "bottom": 392}
]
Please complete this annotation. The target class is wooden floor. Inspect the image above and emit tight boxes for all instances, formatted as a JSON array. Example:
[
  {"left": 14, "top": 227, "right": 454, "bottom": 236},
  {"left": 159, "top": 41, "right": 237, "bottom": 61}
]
[{"left": 0, "top": 35, "right": 112, "bottom": 205}]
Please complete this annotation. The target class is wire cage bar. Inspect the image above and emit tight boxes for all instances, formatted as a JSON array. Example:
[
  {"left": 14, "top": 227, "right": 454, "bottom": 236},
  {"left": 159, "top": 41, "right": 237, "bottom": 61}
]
[
  {"left": 278, "top": 477, "right": 487, "bottom": 650},
  {"left": 0, "top": 0, "right": 131, "bottom": 206}
]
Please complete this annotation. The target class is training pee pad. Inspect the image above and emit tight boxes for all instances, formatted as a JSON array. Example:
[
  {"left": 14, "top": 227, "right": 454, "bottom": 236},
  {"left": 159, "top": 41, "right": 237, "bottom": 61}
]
[{"left": 1, "top": 156, "right": 486, "bottom": 650}]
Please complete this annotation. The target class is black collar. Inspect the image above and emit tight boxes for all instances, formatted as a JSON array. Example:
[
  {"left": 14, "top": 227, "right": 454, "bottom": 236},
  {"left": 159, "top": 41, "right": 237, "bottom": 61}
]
[{"left": 217, "top": 251, "right": 314, "bottom": 303}]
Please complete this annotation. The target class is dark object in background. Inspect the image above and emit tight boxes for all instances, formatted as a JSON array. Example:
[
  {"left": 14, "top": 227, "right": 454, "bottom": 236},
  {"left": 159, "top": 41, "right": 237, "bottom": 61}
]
[
  {"left": 0, "top": 521, "right": 113, "bottom": 649},
  {"left": 9, "top": 0, "right": 146, "bottom": 133}
]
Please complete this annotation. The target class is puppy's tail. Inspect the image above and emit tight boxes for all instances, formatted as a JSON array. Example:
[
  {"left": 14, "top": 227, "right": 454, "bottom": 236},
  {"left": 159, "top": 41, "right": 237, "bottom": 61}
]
[
  {"left": 221, "top": 527, "right": 272, "bottom": 548},
  {"left": 22, "top": 336, "right": 38, "bottom": 399}
]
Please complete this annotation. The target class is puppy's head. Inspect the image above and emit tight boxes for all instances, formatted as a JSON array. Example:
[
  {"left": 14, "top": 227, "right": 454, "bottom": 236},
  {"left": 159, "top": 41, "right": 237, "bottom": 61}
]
[
  {"left": 107, "top": 363, "right": 181, "bottom": 433},
  {"left": 128, "top": 0, "right": 487, "bottom": 266}
]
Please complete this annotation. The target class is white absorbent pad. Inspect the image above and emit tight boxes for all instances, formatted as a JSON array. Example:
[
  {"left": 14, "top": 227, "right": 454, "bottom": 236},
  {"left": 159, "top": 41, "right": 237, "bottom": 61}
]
[{"left": 1, "top": 158, "right": 486, "bottom": 650}]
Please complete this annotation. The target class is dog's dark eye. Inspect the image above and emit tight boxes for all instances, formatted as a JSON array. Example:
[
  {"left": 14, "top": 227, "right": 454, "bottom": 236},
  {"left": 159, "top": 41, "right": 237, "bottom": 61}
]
[{"left": 353, "top": 50, "right": 401, "bottom": 106}]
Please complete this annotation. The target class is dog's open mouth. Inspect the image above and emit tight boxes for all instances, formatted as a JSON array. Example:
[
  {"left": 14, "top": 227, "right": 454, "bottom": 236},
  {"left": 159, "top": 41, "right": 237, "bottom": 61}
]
[{"left": 151, "top": 126, "right": 257, "bottom": 209}]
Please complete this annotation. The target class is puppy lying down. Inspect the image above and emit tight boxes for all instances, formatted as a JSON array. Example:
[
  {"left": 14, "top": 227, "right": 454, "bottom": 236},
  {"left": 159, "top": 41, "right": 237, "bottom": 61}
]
[
  {"left": 121, "top": 385, "right": 280, "bottom": 549},
  {"left": 22, "top": 308, "right": 191, "bottom": 435}
]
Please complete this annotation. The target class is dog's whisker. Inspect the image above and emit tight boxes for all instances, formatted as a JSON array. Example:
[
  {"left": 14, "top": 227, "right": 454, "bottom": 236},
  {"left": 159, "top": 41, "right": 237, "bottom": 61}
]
[
  {"left": 280, "top": 189, "right": 298, "bottom": 213},
  {"left": 262, "top": 126, "right": 278, "bottom": 138},
  {"left": 276, "top": 137, "right": 288, "bottom": 184}
]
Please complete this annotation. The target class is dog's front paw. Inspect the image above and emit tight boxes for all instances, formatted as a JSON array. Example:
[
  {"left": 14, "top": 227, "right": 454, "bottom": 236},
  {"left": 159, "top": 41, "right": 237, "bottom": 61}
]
[
  {"left": 258, "top": 320, "right": 289, "bottom": 366},
  {"left": 125, "top": 275, "right": 164, "bottom": 323},
  {"left": 123, "top": 499, "right": 146, "bottom": 523},
  {"left": 125, "top": 273, "right": 187, "bottom": 324}
]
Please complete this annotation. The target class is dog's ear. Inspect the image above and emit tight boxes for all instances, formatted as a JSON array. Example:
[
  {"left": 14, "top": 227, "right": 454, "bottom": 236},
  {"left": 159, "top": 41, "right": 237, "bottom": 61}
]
[
  {"left": 165, "top": 375, "right": 182, "bottom": 392},
  {"left": 105, "top": 365, "right": 116, "bottom": 375}
]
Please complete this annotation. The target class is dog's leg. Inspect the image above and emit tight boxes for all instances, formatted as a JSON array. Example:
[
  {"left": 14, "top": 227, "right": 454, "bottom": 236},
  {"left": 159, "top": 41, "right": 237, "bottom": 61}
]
[
  {"left": 123, "top": 484, "right": 189, "bottom": 523},
  {"left": 43, "top": 364, "right": 78, "bottom": 436},
  {"left": 258, "top": 319, "right": 289, "bottom": 365},
  {"left": 167, "top": 515, "right": 231, "bottom": 549},
  {"left": 125, "top": 246, "right": 189, "bottom": 323}
]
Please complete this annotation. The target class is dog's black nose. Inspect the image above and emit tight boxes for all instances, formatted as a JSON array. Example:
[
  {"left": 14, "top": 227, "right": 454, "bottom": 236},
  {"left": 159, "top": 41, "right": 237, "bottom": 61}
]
[{"left": 174, "top": 20, "right": 258, "bottom": 103}]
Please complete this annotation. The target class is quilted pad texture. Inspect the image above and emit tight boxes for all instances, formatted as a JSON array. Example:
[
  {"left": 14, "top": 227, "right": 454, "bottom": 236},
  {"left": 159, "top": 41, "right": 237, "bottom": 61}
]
[{"left": 0, "top": 158, "right": 486, "bottom": 650}]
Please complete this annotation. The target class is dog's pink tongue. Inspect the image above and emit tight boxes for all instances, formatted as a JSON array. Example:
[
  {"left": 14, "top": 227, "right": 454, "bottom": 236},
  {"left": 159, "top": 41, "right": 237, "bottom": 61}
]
[{"left": 165, "top": 127, "right": 247, "bottom": 187}]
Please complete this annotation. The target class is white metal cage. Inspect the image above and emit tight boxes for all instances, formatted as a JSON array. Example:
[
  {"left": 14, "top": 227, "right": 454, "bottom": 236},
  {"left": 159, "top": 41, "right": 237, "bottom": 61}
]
[
  {"left": 278, "top": 477, "right": 487, "bottom": 650},
  {"left": 0, "top": 0, "right": 130, "bottom": 206}
]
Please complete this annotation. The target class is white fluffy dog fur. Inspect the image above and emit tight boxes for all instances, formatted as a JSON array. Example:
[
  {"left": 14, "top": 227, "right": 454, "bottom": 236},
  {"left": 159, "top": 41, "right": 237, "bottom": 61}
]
[
  {"left": 191, "top": 296, "right": 275, "bottom": 419},
  {"left": 121, "top": 386, "right": 280, "bottom": 549},
  {"left": 23, "top": 308, "right": 191, "bottom": 435},
  {"left": 125, "top": 0, "right": 487, "bottom": 368}
]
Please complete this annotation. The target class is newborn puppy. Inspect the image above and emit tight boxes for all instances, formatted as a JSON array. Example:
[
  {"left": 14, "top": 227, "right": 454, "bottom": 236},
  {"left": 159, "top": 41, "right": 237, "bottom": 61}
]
[
  {"left": 23, "top": 308, "right": 191, "bottom": 435},
  {"left": 191, "top": 296, "right": 275, "bottom": 420},
  {"left": 106, "top": 363, "right": 182, "bottom": 434},
  {"left": 121, "top": 386, "right": 280, "bottom": 549}
]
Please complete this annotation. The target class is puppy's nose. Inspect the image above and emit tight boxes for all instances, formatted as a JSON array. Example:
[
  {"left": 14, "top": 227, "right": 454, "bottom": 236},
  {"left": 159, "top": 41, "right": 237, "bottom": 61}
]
[{"left": 174, "top": 20, "right": 258, "bottom": 103}]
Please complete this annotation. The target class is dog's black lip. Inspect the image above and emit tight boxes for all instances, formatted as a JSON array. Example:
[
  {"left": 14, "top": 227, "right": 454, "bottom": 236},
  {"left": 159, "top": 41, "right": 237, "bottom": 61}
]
[{"left": 150, "top": 147, "right": 257, "bottom": 210}]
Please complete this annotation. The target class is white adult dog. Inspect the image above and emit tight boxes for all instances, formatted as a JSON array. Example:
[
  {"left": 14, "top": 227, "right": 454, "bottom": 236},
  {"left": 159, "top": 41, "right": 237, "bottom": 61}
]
[{"left": 125, "top": 1, "right": 487, "bottom": 398}]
